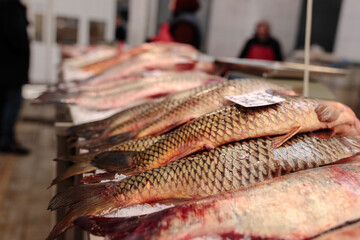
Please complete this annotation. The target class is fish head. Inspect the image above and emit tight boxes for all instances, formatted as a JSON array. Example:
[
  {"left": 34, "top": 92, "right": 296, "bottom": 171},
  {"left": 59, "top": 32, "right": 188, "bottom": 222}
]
[{"left": 317, "top": 100, "right": 360, "bottom": 137}]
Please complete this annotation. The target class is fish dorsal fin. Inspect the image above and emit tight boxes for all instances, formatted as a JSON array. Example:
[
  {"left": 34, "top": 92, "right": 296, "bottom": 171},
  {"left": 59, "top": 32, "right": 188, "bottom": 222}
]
[
  {"left": 271, "top": 126, "right": 302, "bottom": 149},
  {"left": 315, "top": 103, "right": 340, "bottom": 122}
]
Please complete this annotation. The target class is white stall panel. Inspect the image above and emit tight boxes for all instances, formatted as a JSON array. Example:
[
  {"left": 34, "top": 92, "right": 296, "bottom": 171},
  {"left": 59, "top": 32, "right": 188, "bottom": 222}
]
[{"left": 207, "top": 0, "right": 302, "bottom": 58}]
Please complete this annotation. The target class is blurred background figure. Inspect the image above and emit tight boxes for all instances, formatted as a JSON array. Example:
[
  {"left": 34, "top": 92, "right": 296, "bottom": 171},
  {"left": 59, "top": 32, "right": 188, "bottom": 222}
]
[
  {"left": 151, "top": 0, "right": 201, "bottom": 49},
  {"left": 169, "top": 0, "right": 201, "bottom": 49},
  {"left": 115, "top": 8, "right": 127, "bottom": 43},
  {"left": 0, "top": 0, "right": 30, "bottom": 154},
  {"left": 239, "top": 20, "right": 283, "bottom": 61}
]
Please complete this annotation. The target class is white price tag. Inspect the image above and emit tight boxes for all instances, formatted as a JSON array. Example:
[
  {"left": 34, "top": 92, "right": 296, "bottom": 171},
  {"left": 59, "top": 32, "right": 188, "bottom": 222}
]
[{"left": 225, "top": 91, "right": 285, "bottom": 107}]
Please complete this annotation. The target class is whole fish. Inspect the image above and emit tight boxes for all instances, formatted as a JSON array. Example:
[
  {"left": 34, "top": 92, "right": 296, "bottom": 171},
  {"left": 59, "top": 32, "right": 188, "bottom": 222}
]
[
  {"left": 93, "top": 96, "right": 360, "bottom": 174},
  {"left": 80, "top": 51, "right": 198, "bottom": 88},
  {"left": 80, "top": 71, "right": 213, "bottom": 98},
  {"left": 67, "top": 77, "right": 225, "bottom": 139},
  {"left": 80, "top": 42, "right": 197, "bottom": 76},
  {"left": 80, "top": 43, "right": 152, "bottom": 75},
  {"left": 46, "top": 132, "right": 360, "bottom": 239},
  {"left": 50, "top": 136, "right": 164, "bottom": 188},
  {"left": 74, "top": 163, "right": 360, "bottom": 240},
  {"left": 72, "top": 77, "right": 226, "bottom": 146},
  {"left": 106, "top": 78, "right": 296, "bottom": 140},
  {"left": 66, "top": 100, "right": 158, "bottom": 139},
  {"left": 60, "top": 74, "right": 221, "bottom": 110}
]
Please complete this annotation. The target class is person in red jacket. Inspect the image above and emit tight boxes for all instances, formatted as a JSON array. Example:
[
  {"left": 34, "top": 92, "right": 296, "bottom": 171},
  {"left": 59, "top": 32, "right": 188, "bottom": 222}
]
[{"left": 239, "top": 21, "right": 283, "bottom": 61}]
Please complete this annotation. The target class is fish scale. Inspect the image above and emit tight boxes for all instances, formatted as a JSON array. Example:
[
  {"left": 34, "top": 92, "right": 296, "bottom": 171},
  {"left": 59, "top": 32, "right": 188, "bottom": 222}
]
[{"left": 101, "top": 133, "right": 360, "bottom": 203}]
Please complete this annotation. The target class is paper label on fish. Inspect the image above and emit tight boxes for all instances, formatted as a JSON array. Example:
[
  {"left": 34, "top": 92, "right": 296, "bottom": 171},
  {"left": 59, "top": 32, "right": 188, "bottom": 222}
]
[{"left": 225, "top": 91, "right": 285, "bottom": 107}]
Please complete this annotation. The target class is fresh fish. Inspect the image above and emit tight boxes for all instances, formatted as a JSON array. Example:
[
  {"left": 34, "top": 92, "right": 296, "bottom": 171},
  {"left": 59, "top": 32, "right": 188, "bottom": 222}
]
[
  {"left": 80, "top": 50, "right": 198, "bottom": 89},
  {"left": 74, "top": 163, "right": 360, "bottom": 240},
  {"left": 46, "top": 132, "right": 360, "bottom": 239},
  {"left": 80, "top": 43, "right": 152, "bottom": 75},
  {"left": 77, "top": 78, "right": 295, "bottom": 149},
  {"left": 50, "top": 136, "right": 165, "bottom": 188},
  {"left": 72, "top": 73, "right": 225, "bottom": 144},
  {"left": 131, "top": 78, "right": 296, "bottom": 139},
  {"left": 60, "top": 74, "right": 221, "bottom": 110},
  {"left": 80, "top": 42, "right": 197, "bottom": 76},
  {"left": 93, "top": 96, "right": 360, "bottom": 174},
  {"left": 66, "top": 100, "right": 158, "bottom": 139},
  {"left": 79, "top": 71, "right": 211, "bottom": 98}
]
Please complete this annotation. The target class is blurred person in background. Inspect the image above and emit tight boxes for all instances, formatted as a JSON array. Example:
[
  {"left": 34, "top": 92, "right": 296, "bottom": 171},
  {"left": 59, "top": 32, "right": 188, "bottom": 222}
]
[
  {"left": 239, "top": 20, "right": 283, "bottom": 61},
  {"left": 115, "top": 8, "right": 127, "bottom": 42},
  {"left": 169, "top": 0, "right": 201, "bottom": 49},
  {"left": 151, "top": 0, "right": 201, "bottom": 49},
  {"left": 0, "top": 0, "right": 30, "bottom": 154}
]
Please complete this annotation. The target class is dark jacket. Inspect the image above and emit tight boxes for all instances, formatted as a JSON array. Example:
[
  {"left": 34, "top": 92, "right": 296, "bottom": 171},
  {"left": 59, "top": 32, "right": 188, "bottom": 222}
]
[
  {"left": 239, "top": 36, "right": 283, "bottom": 61},
  {"left": 0, "top": 0, "right": 30, "bottom": 88},
  {"left": 169, "top": 12, "right": 201, "bottom": 49}
]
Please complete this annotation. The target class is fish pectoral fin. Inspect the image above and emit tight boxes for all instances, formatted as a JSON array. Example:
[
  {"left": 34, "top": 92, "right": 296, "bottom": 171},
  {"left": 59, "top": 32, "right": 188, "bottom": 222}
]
[
  {"left": 315, "top": 103, "right": 341, "bottom": 122},
  {"left": 271, "top": 126, "right": 302, "bottom": 149},
  {"left": 204, "top": 144, "right": 215, "bottom": 151},
  {"left": 155, "top": 121, "right": 182, "bottom": 136},
  {"left": 310, "top": 129, "right": 335, "bottom": 140}
]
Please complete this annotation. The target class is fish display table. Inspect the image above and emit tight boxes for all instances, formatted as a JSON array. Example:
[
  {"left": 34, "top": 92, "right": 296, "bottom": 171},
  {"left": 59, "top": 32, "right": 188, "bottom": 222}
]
[
  {"left": 54, "top": 78, "right": 337, "bottom": 240},
  {"left": 47, "top": 43, "right": 360, "bottom": 240}
]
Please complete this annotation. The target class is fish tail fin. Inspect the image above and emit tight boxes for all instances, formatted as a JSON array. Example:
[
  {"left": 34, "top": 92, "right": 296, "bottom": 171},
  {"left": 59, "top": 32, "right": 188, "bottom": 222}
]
[
  {"left": 48, "top": 162, "right": 97, "bottom": 188},
  {"left": 91, "top": 151, "right": 138, "bottom": 174},
  {"left": 46, "top": 184, "right": 115, "bottom": 240},
  {"left": 81, "top": 172, "right": 117, "bottom": 184},
  {"left": 69, "top": 131, "right": 136, "bottom": 150},
  {"left": 75, "top": 215, "right": 142, "bottom": 238},
  {"left": 66, "top": 120, "right": 105, "bottom": 138},
  {"left": 55, "top": 152, "right": 99, "bottom": 163},
  {"left": 36, "top": 91, "right": 76, "bottom": 104}
]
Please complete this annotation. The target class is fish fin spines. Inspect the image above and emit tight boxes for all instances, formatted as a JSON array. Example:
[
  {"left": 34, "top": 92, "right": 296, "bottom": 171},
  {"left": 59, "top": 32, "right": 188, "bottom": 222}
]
[
  {"left": 48, "top": 162, "right": 97, "bottom": 188},
  {"left": 271, "top": 126, "right": 302, "bottom": 149},
  {"left": 55, "top": 152, "right": 99, "bottom": 163},
  {"left": 69, "top": 131, "right": 137, "bottom": 150},
  {"left": 315, "top": 103, "right": 341, "bottom": 122},
  {"left": 48, "top": 183, "right": 108, "bottom": 210}
]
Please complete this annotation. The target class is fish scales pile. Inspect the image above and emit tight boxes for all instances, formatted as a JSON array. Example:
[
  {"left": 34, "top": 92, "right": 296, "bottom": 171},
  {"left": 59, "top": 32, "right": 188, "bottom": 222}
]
[{"left": 45, "top": 42, "right": 360, "bottom": 240}]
